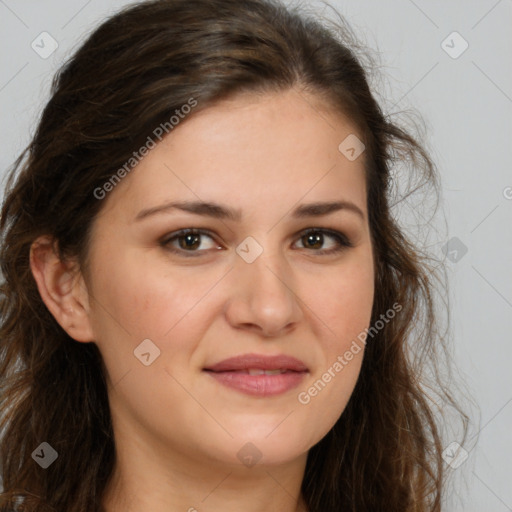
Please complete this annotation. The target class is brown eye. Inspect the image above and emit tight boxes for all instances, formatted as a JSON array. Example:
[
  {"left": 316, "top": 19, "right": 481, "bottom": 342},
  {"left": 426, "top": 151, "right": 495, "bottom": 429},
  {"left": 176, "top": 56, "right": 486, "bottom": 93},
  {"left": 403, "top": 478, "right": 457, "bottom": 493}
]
[
  {"left": 294, "top": 228, "right": 353, "bottom": 255},
  {"left": 301, "top": 232, "right": 324, "bottom": 249},
  {"left": 178, "top": 233, "right": 201, "bottom": 250},
  {"left": 162, "top": 229, "right": 221, "bottom": 256}
]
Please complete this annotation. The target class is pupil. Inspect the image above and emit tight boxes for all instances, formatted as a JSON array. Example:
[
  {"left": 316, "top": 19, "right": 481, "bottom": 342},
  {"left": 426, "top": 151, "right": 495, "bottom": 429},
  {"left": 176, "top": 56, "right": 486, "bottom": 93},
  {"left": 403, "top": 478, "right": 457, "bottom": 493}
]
[
  {"left": 306, "top": 233, "right": 322, "bottom": 249},
  {"left": 180, "top": 234, "right": 200, "bottom": 249}
]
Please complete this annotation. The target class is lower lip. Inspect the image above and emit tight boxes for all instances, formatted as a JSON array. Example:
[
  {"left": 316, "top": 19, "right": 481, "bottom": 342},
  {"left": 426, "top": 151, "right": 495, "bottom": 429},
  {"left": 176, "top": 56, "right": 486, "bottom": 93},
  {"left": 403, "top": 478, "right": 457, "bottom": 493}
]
[{"left": 204, "top": 370, "right": 307, "bottom": 397}]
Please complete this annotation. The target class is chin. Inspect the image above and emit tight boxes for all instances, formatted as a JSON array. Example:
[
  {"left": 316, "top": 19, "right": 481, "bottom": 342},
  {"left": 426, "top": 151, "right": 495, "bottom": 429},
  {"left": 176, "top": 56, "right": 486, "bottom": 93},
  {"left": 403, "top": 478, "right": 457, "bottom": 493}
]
[{"left": 228, "top": 427, "right": 315, "bottom": 467}]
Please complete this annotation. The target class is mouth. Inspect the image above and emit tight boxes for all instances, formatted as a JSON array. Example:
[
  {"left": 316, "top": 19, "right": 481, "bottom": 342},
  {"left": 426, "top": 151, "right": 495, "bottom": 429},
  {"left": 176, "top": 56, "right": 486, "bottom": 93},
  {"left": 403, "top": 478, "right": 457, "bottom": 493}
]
[
  {"left": 203, "top": 353, "right": 309, "bottom": 397},
  {"left": 211, "top": 368, "right": 294, "bottom": 375}
]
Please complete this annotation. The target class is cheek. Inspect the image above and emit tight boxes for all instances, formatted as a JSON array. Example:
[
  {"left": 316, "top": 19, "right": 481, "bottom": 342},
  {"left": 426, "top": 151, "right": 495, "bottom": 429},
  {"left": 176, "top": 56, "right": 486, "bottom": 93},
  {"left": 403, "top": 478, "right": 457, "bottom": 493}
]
[
  {"left": 309, "top": 252, "right": 375, "bottom": 351},
  {"left": 91, "top": 246, "right": 203, "bottom": 332},
  {"left": 295, "top": 253, "right": 373, "bottom": 429},
  {"left": 87, "top": 245, "right": 229, "bottom": 372}
]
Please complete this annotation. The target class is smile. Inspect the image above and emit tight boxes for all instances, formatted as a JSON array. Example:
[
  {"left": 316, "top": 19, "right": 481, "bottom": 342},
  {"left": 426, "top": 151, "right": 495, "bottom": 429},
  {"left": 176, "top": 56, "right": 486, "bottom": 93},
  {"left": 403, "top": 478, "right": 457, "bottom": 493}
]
[{"left": 203, "top": 353, "right": 309, "bottom": 397}]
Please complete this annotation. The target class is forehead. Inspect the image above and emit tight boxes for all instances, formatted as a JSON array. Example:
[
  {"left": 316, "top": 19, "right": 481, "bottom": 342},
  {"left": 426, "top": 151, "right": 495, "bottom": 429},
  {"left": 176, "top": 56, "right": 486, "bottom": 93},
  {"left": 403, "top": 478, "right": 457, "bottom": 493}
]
[{"left": 100, "top": 89, "right": 368, "bottom": 221}]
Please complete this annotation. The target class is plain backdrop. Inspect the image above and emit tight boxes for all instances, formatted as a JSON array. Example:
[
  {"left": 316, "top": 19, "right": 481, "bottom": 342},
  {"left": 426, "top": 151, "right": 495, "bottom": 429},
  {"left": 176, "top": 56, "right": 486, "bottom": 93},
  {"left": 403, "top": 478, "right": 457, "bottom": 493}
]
[{"left": 0, "top": 1, "right": 511, "bottom": 510}]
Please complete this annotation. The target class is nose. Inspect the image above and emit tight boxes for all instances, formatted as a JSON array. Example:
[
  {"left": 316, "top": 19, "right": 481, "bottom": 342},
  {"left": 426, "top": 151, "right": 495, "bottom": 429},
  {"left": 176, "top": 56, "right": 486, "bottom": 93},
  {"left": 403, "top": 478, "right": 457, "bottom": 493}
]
[{"left": 223, "top": 249, "right": 303, "bottom": 338}]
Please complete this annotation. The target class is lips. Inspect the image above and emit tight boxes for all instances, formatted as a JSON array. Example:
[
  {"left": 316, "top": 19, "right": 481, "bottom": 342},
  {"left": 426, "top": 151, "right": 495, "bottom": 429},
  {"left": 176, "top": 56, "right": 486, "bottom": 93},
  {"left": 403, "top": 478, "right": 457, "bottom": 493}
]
[
  {"left": 203, "top": 353, "right": 308, "bottom": 397},
  {"left": 204, "top": 353, "right": 308, "bottom": 373}
]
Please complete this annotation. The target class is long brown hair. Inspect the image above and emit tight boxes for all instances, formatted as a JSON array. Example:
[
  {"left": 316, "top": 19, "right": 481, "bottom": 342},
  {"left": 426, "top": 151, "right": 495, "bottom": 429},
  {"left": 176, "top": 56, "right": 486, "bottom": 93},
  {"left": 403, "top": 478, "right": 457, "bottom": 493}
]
[{"left": 0, "top": 0, "right": 469, "bottom": 510}]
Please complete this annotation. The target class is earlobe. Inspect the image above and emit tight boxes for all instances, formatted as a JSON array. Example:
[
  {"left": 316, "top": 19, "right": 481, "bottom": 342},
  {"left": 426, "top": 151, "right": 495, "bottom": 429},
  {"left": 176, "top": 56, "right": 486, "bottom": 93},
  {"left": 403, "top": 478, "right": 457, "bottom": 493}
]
[{"left": 29, "top": 235, "right": 95, "bottom": 343}]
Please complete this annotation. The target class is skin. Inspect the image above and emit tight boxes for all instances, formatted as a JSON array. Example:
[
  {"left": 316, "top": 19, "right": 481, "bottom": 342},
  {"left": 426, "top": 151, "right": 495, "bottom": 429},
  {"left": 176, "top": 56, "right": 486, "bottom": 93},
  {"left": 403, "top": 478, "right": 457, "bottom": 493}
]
[{"left": 30, "top": 88, "right": 375, "bottom": 512}]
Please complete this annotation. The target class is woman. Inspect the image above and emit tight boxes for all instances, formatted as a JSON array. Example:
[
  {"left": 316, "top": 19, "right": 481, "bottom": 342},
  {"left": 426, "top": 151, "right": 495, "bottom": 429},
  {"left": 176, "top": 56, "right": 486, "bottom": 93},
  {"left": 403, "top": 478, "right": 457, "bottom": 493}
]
[{"left": 0, "top": 0, "right": 469, "bottom": 510}]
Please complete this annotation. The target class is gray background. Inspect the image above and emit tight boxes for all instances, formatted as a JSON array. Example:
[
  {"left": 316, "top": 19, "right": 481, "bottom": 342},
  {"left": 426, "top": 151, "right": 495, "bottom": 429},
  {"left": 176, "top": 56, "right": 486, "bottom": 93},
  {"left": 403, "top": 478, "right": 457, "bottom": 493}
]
[{"left": 1, "top": 0, "right": 511, "bottom": 510}]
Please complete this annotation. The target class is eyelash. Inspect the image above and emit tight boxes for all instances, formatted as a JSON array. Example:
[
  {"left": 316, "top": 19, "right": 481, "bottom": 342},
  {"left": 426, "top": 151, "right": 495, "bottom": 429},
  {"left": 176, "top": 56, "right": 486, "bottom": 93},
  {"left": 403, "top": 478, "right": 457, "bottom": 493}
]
[{"left": 160, "top": 227, "right": 354, "bottom": 257}]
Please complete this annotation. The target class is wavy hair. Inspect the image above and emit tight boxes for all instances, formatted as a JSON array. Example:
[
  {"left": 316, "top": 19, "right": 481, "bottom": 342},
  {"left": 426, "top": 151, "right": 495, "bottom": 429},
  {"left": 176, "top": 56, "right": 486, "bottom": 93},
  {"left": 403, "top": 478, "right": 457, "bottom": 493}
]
[{"left": 0, "top": 0, "right": 469, "bottom": 510}]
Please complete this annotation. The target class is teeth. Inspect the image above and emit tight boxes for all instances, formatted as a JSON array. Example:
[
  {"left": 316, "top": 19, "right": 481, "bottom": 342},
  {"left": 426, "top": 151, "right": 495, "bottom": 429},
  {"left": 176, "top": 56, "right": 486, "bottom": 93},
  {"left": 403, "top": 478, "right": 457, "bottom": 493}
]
[{"left": 247, "top": 369, "right": 286, "bottom": 376}]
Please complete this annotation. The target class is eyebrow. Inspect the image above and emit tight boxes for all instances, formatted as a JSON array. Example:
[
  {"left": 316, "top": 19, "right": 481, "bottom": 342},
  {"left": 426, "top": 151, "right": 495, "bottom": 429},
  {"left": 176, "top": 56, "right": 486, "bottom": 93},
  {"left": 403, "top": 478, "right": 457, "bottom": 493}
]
[{"left": 135, "top": 199, "right": 365, "bottom": 222}]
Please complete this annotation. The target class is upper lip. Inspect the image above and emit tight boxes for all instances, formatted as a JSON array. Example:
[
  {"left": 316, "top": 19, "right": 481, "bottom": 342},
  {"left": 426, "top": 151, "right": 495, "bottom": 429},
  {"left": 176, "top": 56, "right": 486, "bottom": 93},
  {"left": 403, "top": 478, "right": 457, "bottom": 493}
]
[{"left": 204, "top": 353, "right": 308, "bottom": 372}]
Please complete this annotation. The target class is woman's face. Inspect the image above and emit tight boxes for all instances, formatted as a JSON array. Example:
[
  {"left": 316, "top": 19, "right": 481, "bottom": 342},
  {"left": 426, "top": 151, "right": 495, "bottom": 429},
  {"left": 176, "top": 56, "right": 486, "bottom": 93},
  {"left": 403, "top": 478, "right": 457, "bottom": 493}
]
[{"left": 84, "top": 88, "right": 374, "bottom": 469}]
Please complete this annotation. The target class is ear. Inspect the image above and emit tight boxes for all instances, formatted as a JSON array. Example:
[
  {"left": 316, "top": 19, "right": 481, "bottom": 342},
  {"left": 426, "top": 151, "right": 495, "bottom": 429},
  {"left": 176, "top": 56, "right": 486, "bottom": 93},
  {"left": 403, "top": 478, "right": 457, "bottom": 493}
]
[{"left": 30, "top": 235, "right": 95, "bottom": 343}]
